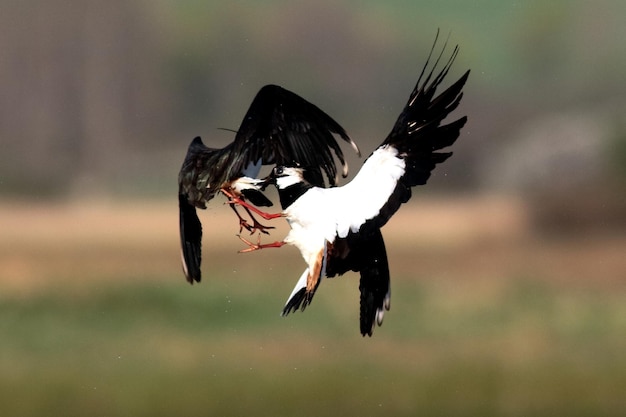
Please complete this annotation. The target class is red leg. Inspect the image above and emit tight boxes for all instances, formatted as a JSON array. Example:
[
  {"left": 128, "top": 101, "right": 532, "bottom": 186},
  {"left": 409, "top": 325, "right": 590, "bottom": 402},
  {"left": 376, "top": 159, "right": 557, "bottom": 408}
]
[
  {"left": 229, "top": 202, "right": 275, "bottom": 234},
  {"left": 242, "top": 206, "right": 275, "bottom": 235},
  {"left": 237, "top": 234, "right": 286, "bottom": 253},
  {"left": 221, "top": 189, "right": 283, "bottom": 220},
  {"left": 229, "top": 204, "right": 254, "bottom": 233}
]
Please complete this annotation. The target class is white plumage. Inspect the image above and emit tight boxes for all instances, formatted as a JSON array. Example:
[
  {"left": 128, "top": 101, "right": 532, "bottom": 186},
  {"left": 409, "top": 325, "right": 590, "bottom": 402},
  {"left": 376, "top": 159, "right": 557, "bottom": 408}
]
[
  {"left": 280, "top": 146, "right": 404, "bottom": 250},
  {"left": 245, "top": 38, "right": 470, "bottom": 336},
  {"left": 275, "top": 147, "right": 403, "bottom": 323}
]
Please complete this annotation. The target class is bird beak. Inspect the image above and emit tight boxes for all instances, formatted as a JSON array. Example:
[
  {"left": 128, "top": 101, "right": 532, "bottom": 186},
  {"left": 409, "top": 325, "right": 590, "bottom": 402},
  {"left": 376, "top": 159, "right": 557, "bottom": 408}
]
[{"left": 259, "top": 174, "right": 275, "bottom": 190}]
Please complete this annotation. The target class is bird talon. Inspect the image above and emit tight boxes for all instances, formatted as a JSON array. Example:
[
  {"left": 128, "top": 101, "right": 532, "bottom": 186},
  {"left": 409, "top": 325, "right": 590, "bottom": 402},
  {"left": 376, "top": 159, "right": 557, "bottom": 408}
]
[
  {"left": 239, "top": 220, "right": 253, "bottom": 234},
  {"left": 242, "top": 214, "right": 275, "bottom": 236},
  {"left": 250, "top": 222, "right": 275, "bottom": 235}
]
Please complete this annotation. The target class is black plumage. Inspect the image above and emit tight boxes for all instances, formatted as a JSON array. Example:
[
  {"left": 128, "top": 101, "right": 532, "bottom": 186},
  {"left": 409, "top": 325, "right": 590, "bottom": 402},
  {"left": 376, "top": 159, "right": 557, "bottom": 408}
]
[
  {"left": 178, "top": 84, "right": 360, "bottom": 283},
  {"left": 283, "top": 227, "right": 390, "bottom": 336},
  {"left": 254, "top": 35, "right": 469, "bottom": 336}
]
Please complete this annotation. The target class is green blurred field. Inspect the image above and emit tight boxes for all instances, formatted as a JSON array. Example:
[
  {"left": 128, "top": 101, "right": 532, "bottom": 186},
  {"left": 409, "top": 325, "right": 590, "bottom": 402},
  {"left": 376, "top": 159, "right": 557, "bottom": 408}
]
[{"left": 1, "top": 198, "right": 625, "bottom": 417}]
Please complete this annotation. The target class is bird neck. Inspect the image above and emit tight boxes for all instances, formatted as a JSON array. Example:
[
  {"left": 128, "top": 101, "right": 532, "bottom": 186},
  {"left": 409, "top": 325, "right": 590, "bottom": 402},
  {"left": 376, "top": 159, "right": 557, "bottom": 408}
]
[{"left": 276, "top": 182, "right": 313, "bottom": 209}]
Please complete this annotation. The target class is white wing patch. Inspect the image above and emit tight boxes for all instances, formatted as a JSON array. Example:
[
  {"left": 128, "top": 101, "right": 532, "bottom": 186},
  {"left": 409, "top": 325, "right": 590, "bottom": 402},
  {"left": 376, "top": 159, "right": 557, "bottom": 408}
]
[
  {"left": 311, "top": 145, "right": 405, "bottom": 238},
  {"left": 283, "top": 145, "right": 405, "bottom": 255},
  {"left": 281, "top": 145, "right": 404, "bottom": 313},
  {"left": 334, "top": 145, "right": 405, "bottom": 237}
]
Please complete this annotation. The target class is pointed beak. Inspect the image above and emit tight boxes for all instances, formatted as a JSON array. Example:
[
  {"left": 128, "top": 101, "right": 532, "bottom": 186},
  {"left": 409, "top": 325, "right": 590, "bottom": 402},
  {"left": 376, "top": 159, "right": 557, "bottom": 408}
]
[{"left": 259, "top": 174, "right": 276, "bottom": 190}]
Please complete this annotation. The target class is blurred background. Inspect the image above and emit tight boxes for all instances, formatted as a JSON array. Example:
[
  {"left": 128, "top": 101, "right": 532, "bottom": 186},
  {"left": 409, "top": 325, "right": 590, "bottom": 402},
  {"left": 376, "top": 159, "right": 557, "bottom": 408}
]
[{"left": 1, "top": 1, "right": 625, "bottom": 416}]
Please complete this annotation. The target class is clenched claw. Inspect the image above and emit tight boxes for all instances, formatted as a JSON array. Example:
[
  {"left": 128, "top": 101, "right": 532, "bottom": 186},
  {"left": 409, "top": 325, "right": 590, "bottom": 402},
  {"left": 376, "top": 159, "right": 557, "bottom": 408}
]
[
  {"left": 228, "top": 199, "right": 277, "bottom": 235},
  {"left": 243, "top": 207, "right": 276, "bottom": 235},
  {"left": 238, "top": 217, "right": 254, "bottom": 234},
  {"left": 221, "top": 188, "right": 284, "bottom": 221},
  {"left": 229, "top": 204, "right": 254, "bottom": 234}
]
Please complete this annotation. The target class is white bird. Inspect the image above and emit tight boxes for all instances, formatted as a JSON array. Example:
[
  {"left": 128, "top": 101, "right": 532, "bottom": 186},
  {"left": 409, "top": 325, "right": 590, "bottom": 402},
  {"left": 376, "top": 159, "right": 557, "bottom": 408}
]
[{"left": 242, "top": 38, "right": 469, "bottom": 336}]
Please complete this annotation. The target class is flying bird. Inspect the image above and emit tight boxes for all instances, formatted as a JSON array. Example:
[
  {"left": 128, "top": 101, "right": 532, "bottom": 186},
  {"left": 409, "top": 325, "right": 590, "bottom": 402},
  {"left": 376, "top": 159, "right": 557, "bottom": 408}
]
[
  {"left": 179, "top": 85, "right": 361, "bottom": 284},
  {"left": 241, "top": 39, "right": 469, "bottom": 336}
]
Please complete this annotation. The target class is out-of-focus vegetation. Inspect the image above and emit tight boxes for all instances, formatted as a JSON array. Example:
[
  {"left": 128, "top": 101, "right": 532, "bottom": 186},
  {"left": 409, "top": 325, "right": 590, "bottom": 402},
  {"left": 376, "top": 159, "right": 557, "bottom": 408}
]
[
  {"left": 1, "top": 1, "right": 625, "bottom": 416},
  {"left": 2, "top": 0, "right": 626, "bottom": 200},
  {"left": 1, "top": 201, "right": 625, "bottom": 417}
]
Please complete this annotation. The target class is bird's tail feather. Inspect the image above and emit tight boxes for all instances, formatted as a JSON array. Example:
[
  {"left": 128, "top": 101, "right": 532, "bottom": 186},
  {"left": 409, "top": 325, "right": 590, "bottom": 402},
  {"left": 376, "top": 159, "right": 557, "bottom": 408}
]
[
  {"left": 281, "top": 268, "right": 312, "bottom": 315},
  {"left": 282, "top": 242, "right": 328, "bottom": 316}
]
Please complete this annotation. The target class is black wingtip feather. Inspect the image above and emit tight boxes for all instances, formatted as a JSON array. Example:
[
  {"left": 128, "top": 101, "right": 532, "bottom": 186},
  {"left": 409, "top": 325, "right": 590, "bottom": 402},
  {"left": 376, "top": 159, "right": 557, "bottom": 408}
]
[
  {"left": 368, "top": 38, "right": 469, "bottom": 232},
  {"left": 384, "top": 38, "right": 469, "bottom": 150}
]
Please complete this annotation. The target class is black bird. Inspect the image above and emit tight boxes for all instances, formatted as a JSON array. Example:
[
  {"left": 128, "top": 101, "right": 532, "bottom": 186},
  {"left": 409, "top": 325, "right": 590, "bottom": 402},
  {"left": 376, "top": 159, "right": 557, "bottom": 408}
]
[
  {"left": 179, "top": 85, "right": 361, "bottom": 283},
  {"left": 242, "top": 39, "right": 469, "bottom": 336}
]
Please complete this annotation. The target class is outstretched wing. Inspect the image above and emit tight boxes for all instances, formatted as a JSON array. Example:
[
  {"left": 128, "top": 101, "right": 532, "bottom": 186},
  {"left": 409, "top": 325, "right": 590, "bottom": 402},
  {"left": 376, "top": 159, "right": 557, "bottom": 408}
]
[
  {"left": 177, "top": 84, "right": 359, "bottom": 284},
  {"left": 226, "top": 84, "right": 360, "bottom": 188},
  {"left": 329, "top": 38, "right": 469, "bottom": 237},
  {"left": 373, "top": 36, "right": 469, "bottom": 229}
]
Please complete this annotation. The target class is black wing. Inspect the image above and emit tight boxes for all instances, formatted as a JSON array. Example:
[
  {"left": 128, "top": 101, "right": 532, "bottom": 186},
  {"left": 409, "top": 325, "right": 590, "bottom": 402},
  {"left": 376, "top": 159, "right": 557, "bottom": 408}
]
[
  {"left": 178, "top": 137, "right": 220, "bottom": 284},
  {"left": 178, "top": 84, "right": 360, "bottom": 284},
  {"left": 326, "top": 228, "right": 391, "bottom": 336},
  {"left": 178, "top": 137, "right": 226, "bottom": 284},
  {"left": 178, "top": 136, "right": 225, "bottom": 209},
  {"left": 226, "top": 84, "right": 360, "bottom": 188},
  {"left": 371, "top": 36, "right": 469, "bottom": 230},
  {"left": 179, "top": 193, "right": 203, "bottom": 283}
]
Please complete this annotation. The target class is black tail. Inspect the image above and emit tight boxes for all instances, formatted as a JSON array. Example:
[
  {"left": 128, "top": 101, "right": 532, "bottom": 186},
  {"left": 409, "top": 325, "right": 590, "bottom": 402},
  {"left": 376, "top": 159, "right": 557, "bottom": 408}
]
[{"left": 179, "top": 193, "right": 202, "bottom": 283}]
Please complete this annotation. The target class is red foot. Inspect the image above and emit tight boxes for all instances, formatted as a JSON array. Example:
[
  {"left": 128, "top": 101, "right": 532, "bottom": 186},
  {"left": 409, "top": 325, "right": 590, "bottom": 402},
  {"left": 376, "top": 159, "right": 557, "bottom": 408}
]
[
  {"left": 236, "top": 213, "right": 275, "bottom": 235},
  {"left": 237, "top": 234, "right": 286, "bottom": 253},
  {"left": 227, "top": 195, "right": 277, "bottom": 235},
  {"left": 221, "top": 189, "right": 283, "bottom": 221},
  {"left": 242, "top": 207, "right": 275, "bottom": 235},
  {"left": 245, "top": 217, "right": 275, "bottom": 235}
]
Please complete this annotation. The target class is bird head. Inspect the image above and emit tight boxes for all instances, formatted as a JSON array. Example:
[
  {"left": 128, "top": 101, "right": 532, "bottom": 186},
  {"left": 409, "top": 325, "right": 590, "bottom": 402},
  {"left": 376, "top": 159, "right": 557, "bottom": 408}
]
[
  {"left": 266, "top": 165, "right": 316, "bottom": 209},
  {"left": 270, "top": 165, "right": 306, "bottom": 190}
]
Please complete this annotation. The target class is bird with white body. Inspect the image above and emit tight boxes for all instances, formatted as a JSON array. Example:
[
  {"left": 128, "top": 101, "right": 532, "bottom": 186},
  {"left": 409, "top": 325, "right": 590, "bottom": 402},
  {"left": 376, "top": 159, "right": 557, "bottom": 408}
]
[{"left": 241, "top": 38, "right": 470, "bottom": 336}]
